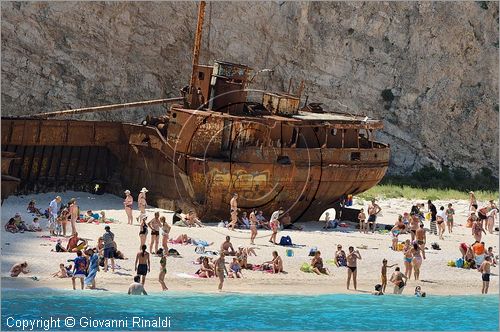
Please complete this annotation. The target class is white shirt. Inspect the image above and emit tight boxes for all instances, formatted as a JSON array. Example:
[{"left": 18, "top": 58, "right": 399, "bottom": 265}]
[
  {"left": 437, "top": 210, "right": 447, "bottom": 221},
  {"left": 49, "top": 199, "right": 59, "bottom": 217},
  {"left": 270, "top": 210, "right": 281, "bottom": 222}
]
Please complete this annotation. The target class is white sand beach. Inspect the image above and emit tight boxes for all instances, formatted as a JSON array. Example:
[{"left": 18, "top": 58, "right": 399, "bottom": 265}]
[{"left": 1, "top": 191, "right": 498, "bottom": 295}]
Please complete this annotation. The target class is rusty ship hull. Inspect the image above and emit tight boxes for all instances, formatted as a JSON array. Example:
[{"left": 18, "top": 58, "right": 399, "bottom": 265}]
[{"left": 1, "top": 110, "right": 388, "bottom": 222}]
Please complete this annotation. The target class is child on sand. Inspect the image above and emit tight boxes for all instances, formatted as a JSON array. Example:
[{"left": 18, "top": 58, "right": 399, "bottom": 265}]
[
  {"left": 52, "top": 263, "right": 69, "bottom": 278},
  {"left": 358, "top": 209, "right": 367, "bottom": 233},
  {"left": 229, "top": 258, "right": 243, "bottom": 278},
  {"left": 381, "top": 259, "right": 397, "bottom": 293}
]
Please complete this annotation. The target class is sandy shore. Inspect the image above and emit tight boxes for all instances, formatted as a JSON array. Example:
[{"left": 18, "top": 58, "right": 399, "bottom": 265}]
[{"left": 2, "top": 191, "right": 498, "bottom": 295}]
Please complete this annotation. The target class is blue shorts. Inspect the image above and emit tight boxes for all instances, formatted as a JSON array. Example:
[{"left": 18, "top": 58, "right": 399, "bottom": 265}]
[{"left": 104, "top": 247, "right": 115, "bottom": 258}]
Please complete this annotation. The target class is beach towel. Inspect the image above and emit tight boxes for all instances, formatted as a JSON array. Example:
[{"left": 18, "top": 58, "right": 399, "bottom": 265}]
[
  {"left": 192, "top": 239, "right": 210, "bottom": 247},
  {"left": 300, "top": 263, "right": 313, "bottom": 273},
  {"left": 84, "top": 253, "right": 99, "bottom": 286},
  {"left": 176, "top": 273, "right": 201, "bottom": 279}
]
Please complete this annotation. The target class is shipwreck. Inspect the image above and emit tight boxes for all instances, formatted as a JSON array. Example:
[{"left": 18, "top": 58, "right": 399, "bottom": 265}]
[{"left": 1, "top": 1, "right": 389, "bottom": 222}]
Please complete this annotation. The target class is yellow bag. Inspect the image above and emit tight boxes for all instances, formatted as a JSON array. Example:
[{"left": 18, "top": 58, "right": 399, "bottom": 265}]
[
  {"left": 397, "top": 243, "right": 404, "bottom": 251},
  {"left": 425, "top": 212, "right": 431, "bottom": 221}
]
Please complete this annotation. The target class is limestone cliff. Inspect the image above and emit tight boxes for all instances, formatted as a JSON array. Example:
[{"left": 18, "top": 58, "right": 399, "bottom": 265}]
[{"left": 1, "top": 1, "right": 498, "bottom": 175}]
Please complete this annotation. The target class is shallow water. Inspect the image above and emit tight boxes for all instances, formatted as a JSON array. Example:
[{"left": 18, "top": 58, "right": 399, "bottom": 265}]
[{"left": 2, "top": 288, "right": 498, "bottom": 331}]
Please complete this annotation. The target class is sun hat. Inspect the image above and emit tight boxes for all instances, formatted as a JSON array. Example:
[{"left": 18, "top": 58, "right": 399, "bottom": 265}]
[
  {"left": 140, "top": 187, "right": 149, "bottom": 193},
  {"left": 124, "top": 189, "right": 131, "bottom": 194}
]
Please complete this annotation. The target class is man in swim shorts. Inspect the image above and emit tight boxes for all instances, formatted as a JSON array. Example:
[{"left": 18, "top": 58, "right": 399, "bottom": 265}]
[
  {"left": 367, "top": 199, "right": 381, "bottom": 233},
  {"left": 415, "top": 222, "right": 426, "bottom": 250},
  {"left": 214, "top": 252, "right": 228, "bottom": 291},
  {"left": 478, "top": 256, "right": 492, "bottom": 294},
  {"left": 346, "top": 246, "right": 362, "bottom": 290}
]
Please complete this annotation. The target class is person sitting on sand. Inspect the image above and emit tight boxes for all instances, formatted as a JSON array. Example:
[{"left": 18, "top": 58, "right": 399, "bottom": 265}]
[
  {"left": 198, "top": 257, "right": 215, "bottom": 278},
  {"left": 85, "top": 210, "right": 100, "bottom": 223},
  {"left": 256, "top": 210, "right": 270, "bottom": 230},
  {"left": 5, "top": 218, "right": 18, "bottom": 233},
  {"left": 128, "top": 275, "right": 148, "bottom": 295},
  {"left": 52, "top": 263, "right": 69, "bottom": 278},
  {"left": 373, "top": 284, "right": 384, "bottom": 296},
  {"left": 311, "top": 251, "right": 329, "bottom": 275},
  {"left": 187, "top": 211, "right": 204, "bottom": 227},
  {"left": 221, "top": 236, "right": 236, "bottom": 256},
  {"left": 335, "top": 245, "right": 347, "bottom": 267},
  {"left": 414, "top": 285, "right": 426, "bottom": 297},
  {"left": 12, "top": 213, "right": 29, "bottom": 232},
  {"left": 280, "top": 212, "right": 303, "bottom": 230},
  {"left": 28, "top": 217, "right": 42, "bottom": 232},
  {"left": 263, "top": 251, "right": 283, "bottom": 273},
  {"left": 240, "top": 212, "right": 250, "bottom": 229},
  {"left": 236, "top": 247, "right": 250, "bottom": 269},
  {"left": 10, "top": 262, "right": 30, "bottom": 277},
  {"left": 390, "top": 267, "right": 407, "bottom": 294},
  {"left": 229, "top": 257, "right": 243, "bottom": 278},
  {"left": 27, "top": 200, "right": 43, "bottom": 216},
  {"left": 66, "top": 232, "right": 87, "bottom": 252},
  {"left": 472, "top": 241, "right": 486, "bottom": 265}
]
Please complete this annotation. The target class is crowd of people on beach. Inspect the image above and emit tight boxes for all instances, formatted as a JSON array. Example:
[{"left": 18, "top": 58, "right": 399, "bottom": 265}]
[{"left": 5, "top": 187, "right": 499, "bottom": 296}]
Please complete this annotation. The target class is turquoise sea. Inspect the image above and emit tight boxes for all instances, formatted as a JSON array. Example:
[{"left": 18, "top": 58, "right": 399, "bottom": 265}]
[{"left": 2, "top": 288, "right": 498, "bottom": 331}]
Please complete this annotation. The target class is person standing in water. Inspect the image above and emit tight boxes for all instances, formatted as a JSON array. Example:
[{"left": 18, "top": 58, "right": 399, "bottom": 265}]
[
  {"left": 134, "top": 244, "right": 150, "bottom": 285},
  {"left": 138, "top": 187, "right": 148, "bottom": 216},
  {"left": 148, "top": 212, "right": 161, "bottom": 255},
  {"left": 214, "top": 252, "right": 228, "bottom": 291},
  {"left": 124, "top": 190, "right": 134, "bottom": 225},
  {"left": 346, "top": 246, "right": 362, "bottom": 290},
  {"left": 249, "top": 209, "right": 258, "bottom": 245},
  {"left": 128, "top": 275, "right": 148, "bottom": 295},
  {"left": 228, "top": 193, "right": 239, "bottom": 231},
  {"left": 390, "top": 267, "right": 408, "bottom": 294},
  {"left": 159, "top": 252, "right": 168, "bottom": 291}
]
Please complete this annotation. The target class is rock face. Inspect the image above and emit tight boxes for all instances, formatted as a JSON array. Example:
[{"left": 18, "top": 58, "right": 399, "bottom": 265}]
[{"left": 2, "top": 1, "right": 498, "bottom": 175}]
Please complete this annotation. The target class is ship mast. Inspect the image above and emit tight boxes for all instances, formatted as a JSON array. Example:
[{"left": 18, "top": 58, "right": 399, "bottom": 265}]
[{"left": 189, "top": 1, "right": 206, "bottom": 106}]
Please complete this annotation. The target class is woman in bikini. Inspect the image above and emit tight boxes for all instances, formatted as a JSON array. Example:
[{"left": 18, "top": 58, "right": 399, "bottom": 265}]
[
  {"left": 390, "top": 223, "right": 401, "bottom": 251},
  {"left": 311, "top": 251, "right": 329, "bottom": 275},
  {"left": 402, "top": 240, "right": 413, "bottom": 280},
  {"left": 472, "top": 219, "right": 486, "bottom": 243},
  {"left": 158, "top": 253, "right": 168, "bottom": 291},
  {"left": 198, "top": 257, "right": 215, "bottom": 278},
  {"left": 263, "top": 251, "right": 283, "bottom": 273},
  {"left": 160, "top": 216, "right": 171, "bottom": 252},
  {"left": 486, "top": 208, "right": 497, "bottom": 234},
  {"left": 469, "top": 191, "right": 478, "bottom": 212},
  {"left": 138, "top": 215, "right": 148, "bottom": 250},
  {"left": 249, "top": 209, "right": 258, "bottom": 245},
  {"left": 446, "top": 203, "right": 455, "bottom": 234},
  {"left": 124, "top": 190, "right": 134, "bottom": 225},
  {"left": 410, "top": 242, "right": 425, "bottom": 280},
  {"left": 134, "top": 244, "right": 150, "bottom": 285}
]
